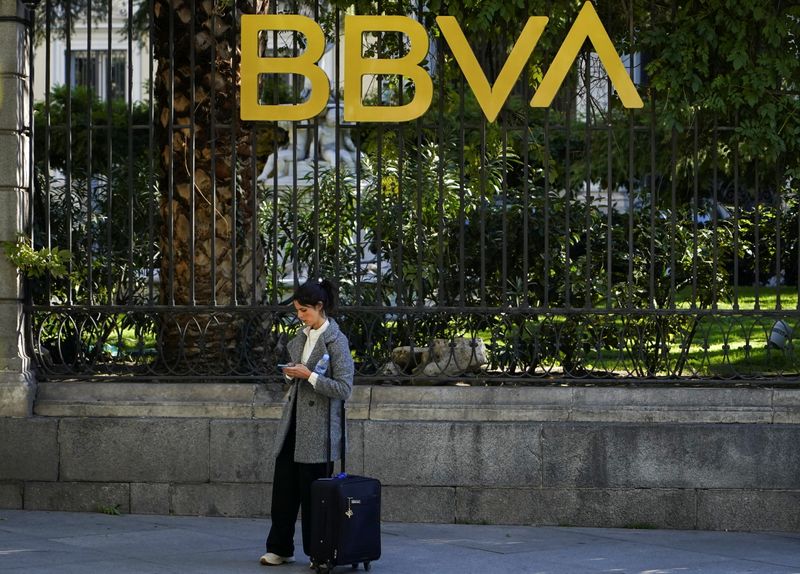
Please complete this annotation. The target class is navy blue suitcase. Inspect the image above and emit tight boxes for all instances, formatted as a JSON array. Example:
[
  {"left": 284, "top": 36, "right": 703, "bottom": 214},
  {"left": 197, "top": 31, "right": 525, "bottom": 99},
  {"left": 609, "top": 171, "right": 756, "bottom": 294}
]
[
  {"left": 309, "top": 474, "right": 382, "bottom": 572},
  {"left": 309, "top": 396, "right": 381, "bottom": 573}
]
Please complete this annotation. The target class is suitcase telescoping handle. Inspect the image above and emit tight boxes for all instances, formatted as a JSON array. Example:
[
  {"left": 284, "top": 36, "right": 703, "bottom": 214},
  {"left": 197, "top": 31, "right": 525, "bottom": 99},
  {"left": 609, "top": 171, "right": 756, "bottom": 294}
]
[{"left": 326, "top": 396, "right": 346, "bottom": 477}]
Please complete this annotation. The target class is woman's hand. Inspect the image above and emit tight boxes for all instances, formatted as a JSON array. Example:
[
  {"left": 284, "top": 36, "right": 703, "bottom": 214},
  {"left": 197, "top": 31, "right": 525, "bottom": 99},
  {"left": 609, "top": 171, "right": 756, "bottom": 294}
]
[{"left": 283, "top": 363, "right": 312, "bottom": 380}]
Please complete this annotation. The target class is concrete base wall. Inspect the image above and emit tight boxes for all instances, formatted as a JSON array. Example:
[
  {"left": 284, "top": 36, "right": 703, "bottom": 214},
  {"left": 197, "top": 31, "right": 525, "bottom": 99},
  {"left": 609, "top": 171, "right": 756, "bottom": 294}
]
[{"left": 2, "top": 385, "right": 800, "bottom": 532}]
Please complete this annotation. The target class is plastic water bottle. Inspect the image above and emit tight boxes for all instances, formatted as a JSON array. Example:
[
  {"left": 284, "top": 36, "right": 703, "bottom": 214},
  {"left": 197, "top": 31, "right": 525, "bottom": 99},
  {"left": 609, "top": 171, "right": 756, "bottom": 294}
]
[{"left": 313, "top": 353, "right": 330, "bottom": 376}]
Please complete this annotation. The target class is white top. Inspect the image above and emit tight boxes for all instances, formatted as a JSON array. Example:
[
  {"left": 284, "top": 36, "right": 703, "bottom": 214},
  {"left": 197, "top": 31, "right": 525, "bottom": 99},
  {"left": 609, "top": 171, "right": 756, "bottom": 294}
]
[{"left": 303, "top": 319, "right": 329, "bottom": 387}]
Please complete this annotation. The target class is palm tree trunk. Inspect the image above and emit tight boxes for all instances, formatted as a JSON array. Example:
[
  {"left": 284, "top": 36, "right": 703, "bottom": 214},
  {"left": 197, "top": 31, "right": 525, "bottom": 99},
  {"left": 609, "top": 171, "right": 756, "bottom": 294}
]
[{"left": 153, "top": 0, "right": 270, "bottom": 369}]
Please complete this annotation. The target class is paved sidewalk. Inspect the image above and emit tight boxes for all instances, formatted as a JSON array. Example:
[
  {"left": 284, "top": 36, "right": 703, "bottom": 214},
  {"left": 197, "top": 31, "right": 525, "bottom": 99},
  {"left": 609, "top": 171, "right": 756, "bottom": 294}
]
[{"left": 0, "top": 510, "right": 799, "bottom": 573}]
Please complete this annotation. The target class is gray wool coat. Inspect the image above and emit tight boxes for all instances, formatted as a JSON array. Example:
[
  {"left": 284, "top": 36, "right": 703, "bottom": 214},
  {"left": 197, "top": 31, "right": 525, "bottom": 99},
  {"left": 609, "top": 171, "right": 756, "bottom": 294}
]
[{"left": 272, "top": 318, "right": 354, "bottom": 464}]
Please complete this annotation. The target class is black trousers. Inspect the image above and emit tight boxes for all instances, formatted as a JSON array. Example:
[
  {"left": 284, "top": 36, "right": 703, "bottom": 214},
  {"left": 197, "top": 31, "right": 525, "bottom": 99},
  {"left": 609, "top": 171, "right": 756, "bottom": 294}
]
[{"left": 266, "top": 407, "right": 329, "bottom": 557}]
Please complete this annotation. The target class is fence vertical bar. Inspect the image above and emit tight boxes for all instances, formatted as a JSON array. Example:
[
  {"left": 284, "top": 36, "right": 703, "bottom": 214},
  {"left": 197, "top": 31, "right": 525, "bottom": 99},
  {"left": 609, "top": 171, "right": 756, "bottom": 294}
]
[
  {"left": 43, "top": 1, "right": 52, "bottom": 303},
  {"left": 267, "top": 4, "right": 280, "bottom": 299},
  {"left": 605, "top": 71, "right": 613, "bottom": 310},
  {"left": 374, "top": 13, "right": 384, "bottom": 306},
  {"left": 396, "top": 54, "right": 406, "bottom": 307},
  {"left": 691, "top": 116, "right": 699, "bottom": 309},
  {"left": 189, "top": 0, "right": 197, "bottom": 306},
  {"left": 105, "top": 0, "right": 113, "bottom": 305},
  {"left": 126, "top": 0, "right": 134, "bottom": 302},
  {"left": 249, "top": 101, "right": 258, "bottom": 306},
  {"left": 167, "top": 0, "right": 176, "bottom": 305},
  {"left": 458, "top": 75, "right": 466, "bottom": 308},
  {"left": 583, "top": 53, "right": 592, "bottom": 309},
  {"left": 415, "top": 23, "right": 424, "bottom": 308},
  {"left": 711, "top": 116, "right": 719, "bottom": 310},
  {"left": 626, "top": 96, "right": 634, "bottom": 310},
  {"left": 501, "top": 117, "right": 508, "bottom": 306},
  {"left": 147, "top": 0, "right": 156, "bottom": 305},
  {"left": 375, "top": 118, "right": 383, "bottom": 304},
  {"left": 775, "top": 162, "right": 783, "bottom": 311},
  {"left": 669, "top": 128, "right": 677, "bottom": 306},
  {"left": 352, "top": 4, "right": 364, "bottom": 306},
  {"left": 354, "top": 122, "right": 363, "bottom": 305},
  {"left": 436, "top": 28, "right": 446, "bottom": 305},
  {"left": 65, "top": 0, "right": 74, "bottom": 304},
  {"left": 209, "top": 0, "right": 218, "bottom": 306},
  {"left": 521, "top": 56, "right": 530, "bottom": 308},
  {"left": 565, "top": 81, "right": 572, "bottom": 309},
  {"left": 543, "top": 107, "right": 551, "bottom": 309},
  {"left": 754, "top": 161, "right": 760, "bottom": 310},
  {"left": 334, "top": 7, "right": 342, "bottom": 280},
  {"left": 732, "top": 112, "right": 739, "bottom": 310},
  {"left": 479, "top": 117, "right": 487, "bottom": 305},
  {"left": 649, "top": 95, "right": 657, "bottom": 310},
  {"left": 85, "top": 0, "right": 94, "bottom": 305}
]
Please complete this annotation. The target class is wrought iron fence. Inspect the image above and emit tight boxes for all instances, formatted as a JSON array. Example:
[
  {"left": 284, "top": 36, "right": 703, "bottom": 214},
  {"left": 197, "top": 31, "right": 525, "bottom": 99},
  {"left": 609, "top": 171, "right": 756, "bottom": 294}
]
[{"left": 24, "top": 0, "right": 800, "bottom": 383}]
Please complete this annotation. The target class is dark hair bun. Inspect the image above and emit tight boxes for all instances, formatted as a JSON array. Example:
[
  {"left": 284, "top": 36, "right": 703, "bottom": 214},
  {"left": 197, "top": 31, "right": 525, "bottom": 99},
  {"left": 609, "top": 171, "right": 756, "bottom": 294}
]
[{"left": 293, "top": 278, "right": 338, "bottom": 314}]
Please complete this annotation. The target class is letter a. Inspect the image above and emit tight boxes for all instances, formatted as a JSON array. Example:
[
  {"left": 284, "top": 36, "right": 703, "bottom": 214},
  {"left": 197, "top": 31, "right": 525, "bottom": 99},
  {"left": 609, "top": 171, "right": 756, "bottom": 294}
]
[
  {"left": 240, "top": 15, "right": 329, "bottom": 121},
  {"left": 345, "top": 16, "right": 433, "bottom": 123},
  {"left": 530, "top": 2, "right": 643, "bottom": 109},
  {"left": 438, "top": 16, "right": 547, "bottom": 123}
]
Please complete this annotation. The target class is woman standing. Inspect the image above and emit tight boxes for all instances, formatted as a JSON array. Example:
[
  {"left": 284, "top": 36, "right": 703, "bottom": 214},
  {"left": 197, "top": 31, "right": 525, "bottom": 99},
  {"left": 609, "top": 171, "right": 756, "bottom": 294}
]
[{"left": 260, "top": 279, "right": 354, "bottom": 567}]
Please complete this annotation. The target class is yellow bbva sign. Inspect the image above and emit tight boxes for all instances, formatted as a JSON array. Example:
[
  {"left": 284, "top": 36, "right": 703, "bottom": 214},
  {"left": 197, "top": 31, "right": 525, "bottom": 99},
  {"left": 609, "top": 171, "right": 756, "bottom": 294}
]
[{"left": 240, "top": 2, "right": 643, "bottom": 123}]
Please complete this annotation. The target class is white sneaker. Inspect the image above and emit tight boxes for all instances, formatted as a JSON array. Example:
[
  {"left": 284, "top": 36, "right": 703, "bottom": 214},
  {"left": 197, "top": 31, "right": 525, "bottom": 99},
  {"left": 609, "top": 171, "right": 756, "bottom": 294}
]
[{"left": 260, "top": 552, "right": 296, "bottom": 566}]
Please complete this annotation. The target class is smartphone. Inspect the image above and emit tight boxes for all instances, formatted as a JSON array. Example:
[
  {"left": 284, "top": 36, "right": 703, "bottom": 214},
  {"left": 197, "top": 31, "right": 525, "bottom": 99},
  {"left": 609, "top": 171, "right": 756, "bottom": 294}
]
[{"left": 277, "top": 363, "right": 292, "bottom": 369}]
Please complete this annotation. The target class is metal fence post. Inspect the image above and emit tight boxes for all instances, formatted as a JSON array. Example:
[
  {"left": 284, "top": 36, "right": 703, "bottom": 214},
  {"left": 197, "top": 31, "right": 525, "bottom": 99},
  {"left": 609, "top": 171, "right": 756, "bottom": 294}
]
[{"left": 0, "top": 0, "right": 36, "bottom": 416}]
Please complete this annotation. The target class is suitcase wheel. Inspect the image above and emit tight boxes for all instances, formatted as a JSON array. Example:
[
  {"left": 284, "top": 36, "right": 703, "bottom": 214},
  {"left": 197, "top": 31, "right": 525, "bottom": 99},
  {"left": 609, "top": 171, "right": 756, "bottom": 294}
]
[{"left": 364, "top": 561, "right": 372, "bottom": 571}]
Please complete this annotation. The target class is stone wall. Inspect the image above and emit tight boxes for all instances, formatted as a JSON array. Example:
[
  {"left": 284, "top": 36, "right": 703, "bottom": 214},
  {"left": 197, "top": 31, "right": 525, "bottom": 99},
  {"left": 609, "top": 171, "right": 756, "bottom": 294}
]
[{"left": 1, "top": 384, "right": 799, "bottom": 532}]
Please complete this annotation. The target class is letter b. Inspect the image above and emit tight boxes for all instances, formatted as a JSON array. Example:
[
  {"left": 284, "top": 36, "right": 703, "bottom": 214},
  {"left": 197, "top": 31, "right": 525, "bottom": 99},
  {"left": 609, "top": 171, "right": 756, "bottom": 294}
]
[
  {"left": 240, "top": 15, "right": 330, "bottom": 121},
  {"left": 344, "top": 16, "right": 433, "bottom": 123}
]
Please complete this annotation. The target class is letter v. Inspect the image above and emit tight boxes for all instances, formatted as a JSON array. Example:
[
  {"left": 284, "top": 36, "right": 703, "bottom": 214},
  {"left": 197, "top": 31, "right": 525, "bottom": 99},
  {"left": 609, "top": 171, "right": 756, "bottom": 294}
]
[
  {"left": 437, "top": 16, "right": 548, "bottom": 123},
  {"left": 530, "top": 2, "right": 643, "bottom": 109}
]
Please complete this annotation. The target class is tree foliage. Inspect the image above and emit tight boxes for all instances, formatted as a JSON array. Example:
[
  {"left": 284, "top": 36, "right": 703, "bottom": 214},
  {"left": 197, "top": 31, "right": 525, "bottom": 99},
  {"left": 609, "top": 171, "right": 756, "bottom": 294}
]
[{"left": 641, "top": 0, "right": 800, "bottom": 196}]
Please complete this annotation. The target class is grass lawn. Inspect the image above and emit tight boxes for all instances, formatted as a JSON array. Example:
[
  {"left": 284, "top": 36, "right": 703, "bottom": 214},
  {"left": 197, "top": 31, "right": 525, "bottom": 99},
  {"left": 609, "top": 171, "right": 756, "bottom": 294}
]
[
  {"left": 474, "top": 287, "right": 800, "bottom": 380},
  {"left": 678, "top": 285, "right": 800, "bottom": 312},
  {"left": 583, "top": 287, "right": 800, "bottom": 378},
  {"left": 679, "top": 287, "right": 798, "bottom": 377}
]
